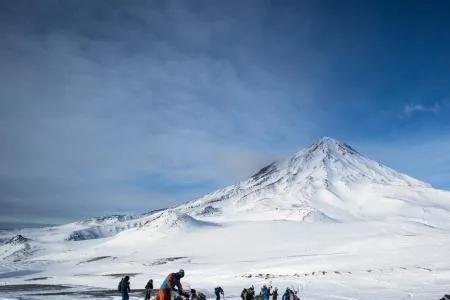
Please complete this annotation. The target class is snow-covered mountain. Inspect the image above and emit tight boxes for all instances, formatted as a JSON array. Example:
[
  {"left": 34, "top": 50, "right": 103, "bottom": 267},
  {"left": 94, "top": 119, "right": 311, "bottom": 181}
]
[
  {"left": 174, "top": 137, "right": 447, "bottom": 225},
  {"left": 2, "top": 137, "right": 449, "bottom": 241},
  {"left": 1, "top": 137, "right": 450, "bottom": 300}
]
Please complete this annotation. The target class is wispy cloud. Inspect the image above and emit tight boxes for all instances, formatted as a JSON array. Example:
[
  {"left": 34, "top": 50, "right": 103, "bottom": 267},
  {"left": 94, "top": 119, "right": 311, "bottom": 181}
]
[{"left": 401, "top": 102, "right": 441, "bottom": 118}]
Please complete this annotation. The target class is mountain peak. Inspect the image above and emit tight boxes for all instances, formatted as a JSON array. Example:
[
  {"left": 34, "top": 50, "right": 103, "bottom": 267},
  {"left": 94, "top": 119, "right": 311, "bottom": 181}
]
[
  {"left": 317, "top": 136, "right": 340, "bottom": 145},
  {"left": 284, "top": 137, "right": 426, "bottom": 188},
  {"left": 305, "top": 137, "right": 360, "bottom": 157}
]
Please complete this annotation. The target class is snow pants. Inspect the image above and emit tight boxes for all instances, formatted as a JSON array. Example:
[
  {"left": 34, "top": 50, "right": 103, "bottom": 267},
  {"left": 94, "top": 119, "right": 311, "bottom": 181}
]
[
  {"left": 158, "top": 288, "right": 171, "bottom": 300},
  {"left": 145, "top": 289, "right": 152, "bottom": 300},
  {"left": 122, "top": 292, "right": 129, "bottom": 300}
]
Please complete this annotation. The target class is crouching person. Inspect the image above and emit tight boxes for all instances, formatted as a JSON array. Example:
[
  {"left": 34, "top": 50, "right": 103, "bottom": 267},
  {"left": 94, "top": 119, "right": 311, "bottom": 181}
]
[{"left": 157, "top": 269, "right": 188, "bottom": 300}]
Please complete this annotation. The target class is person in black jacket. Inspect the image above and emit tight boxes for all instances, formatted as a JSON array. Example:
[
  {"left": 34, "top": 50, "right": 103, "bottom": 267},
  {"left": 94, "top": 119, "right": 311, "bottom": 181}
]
[
  {"left": 271, "top": 288, "right": 278, "bottom": 300},
  {"left": 215, "top": 286, "right": 224, "bottom": 300},
  {"left": 145, "top": 279, "right": 153, "bottom": 300},
  {"left": 241, "top": 288, "right": 248, "bottom": 300},
  {"left": 247, "top": 286, "right": 255, "bottom": 300},
  {"left": 119, "top": 276, "right": 131, "bottom": 300}
]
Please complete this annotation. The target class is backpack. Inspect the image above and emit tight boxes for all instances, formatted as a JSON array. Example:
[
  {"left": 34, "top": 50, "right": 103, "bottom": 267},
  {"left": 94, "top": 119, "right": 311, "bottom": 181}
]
[{"left": 118, "top": 278, "right": 123, "bottom": 292}]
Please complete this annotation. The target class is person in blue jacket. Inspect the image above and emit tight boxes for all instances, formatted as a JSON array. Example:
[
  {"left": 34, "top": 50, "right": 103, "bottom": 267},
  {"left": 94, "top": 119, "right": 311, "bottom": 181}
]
[
  {"left": 260, "top": 285, "right": 270, "bottom": 300},
  {"left": 282, "top": 288, "right": 290, "bottom": 300}
]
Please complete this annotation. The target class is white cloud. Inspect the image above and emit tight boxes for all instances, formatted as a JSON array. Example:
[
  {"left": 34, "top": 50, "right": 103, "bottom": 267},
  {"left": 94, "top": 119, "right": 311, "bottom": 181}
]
[{"left": 401, "top": 102, "right": 441, "bottom": 118}]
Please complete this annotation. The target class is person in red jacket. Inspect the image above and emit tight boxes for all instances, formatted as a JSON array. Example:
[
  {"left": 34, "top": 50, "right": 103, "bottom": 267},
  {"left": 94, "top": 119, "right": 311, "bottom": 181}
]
[{"left": 157, "top": 269, "right": 187, "bottom": 300}]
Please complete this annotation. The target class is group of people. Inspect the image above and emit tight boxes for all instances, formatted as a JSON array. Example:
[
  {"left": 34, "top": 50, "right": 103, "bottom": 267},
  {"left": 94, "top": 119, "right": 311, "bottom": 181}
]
[
  {"left": 118, "top": 269, "right": 299, "bottom": 300},
  {"left": 118, "top": 269, "right": 224, "bottom": 300},
  {"left": 241, "top": 285, "right": 299, "bottom": 300}
]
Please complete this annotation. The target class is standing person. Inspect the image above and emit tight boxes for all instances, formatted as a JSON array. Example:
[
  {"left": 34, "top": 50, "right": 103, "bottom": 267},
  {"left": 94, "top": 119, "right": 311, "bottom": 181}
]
[
  {"left": 247, "top": 286, "right": 255, "bottom": 300},
  {"left": 282, "top": 288, "right": 290, "bottom": 300},
  {"left": 118, "top": 276, "right": 131, "bottom": 300},
  {"left": 145, "top": 279, "right": 154, "bottom": 300},
  {"left": 260, "top": 285, "right": 270, "bottom": 300},
  {"left": 215, "top": 286, "right": 224, "bottom": 300},
  {"left": 289, "top": 290, "right": 296, "bottom": 300},
  {"left": 271, "top": 288, "right": 278, "bottom": 300},
  {"left": 157, "top": 269, "right": 188, "bottom": 300}
]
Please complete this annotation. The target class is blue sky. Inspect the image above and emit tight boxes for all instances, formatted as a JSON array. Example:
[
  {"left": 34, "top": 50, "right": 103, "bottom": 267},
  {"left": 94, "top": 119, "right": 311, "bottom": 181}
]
[{"left": 1, "top": 0, "right": 449, "bottom": 225}]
